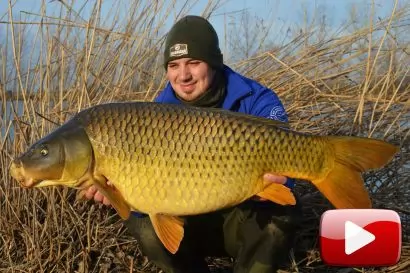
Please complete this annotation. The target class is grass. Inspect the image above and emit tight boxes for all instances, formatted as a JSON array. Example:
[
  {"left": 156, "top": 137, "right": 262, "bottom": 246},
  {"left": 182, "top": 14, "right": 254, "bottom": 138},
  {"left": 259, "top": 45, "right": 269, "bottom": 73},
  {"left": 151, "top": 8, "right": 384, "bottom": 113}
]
[{"left": 1, "top": 0, "right": 409, "bottom": 272}]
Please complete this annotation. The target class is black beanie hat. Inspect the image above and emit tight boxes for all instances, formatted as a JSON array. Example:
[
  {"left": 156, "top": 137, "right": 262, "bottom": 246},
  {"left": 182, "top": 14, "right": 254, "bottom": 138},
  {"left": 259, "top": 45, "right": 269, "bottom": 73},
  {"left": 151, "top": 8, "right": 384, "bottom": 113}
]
[{"left": 163, "top": 15, "right": 223, "bottom": 69}]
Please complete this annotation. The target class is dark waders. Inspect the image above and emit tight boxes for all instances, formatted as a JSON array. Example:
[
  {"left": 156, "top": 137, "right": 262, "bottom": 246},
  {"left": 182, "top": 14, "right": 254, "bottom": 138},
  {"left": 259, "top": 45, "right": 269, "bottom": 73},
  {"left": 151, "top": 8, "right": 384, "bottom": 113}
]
[{"left": 124, "top": 198, "right": 302, "bottom": 273}]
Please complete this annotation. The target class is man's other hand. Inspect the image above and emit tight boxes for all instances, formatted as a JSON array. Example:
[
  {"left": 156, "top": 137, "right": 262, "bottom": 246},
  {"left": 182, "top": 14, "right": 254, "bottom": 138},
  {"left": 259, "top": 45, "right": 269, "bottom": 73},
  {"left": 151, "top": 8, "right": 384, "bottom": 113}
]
[
  {"left": 252, "top": 173, "right": 288, "bottom": 201},
  {"left": 80, "top": 182, "right": 112, "bottom": 206}
]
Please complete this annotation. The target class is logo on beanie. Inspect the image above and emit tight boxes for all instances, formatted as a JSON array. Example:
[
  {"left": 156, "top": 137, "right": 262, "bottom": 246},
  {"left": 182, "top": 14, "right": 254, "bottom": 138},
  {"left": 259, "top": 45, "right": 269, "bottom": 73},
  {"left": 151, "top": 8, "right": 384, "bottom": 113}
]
[{"left": 170, "top": 43, "right": 188, "bottom": 57}]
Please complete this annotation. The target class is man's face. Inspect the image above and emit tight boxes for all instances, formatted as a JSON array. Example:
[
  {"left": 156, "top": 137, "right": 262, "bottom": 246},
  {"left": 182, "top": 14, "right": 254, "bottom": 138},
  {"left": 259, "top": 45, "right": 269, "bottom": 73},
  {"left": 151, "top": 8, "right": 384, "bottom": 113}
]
[{"left": 166, "top": 58, "right": 215, "bottom": 101}]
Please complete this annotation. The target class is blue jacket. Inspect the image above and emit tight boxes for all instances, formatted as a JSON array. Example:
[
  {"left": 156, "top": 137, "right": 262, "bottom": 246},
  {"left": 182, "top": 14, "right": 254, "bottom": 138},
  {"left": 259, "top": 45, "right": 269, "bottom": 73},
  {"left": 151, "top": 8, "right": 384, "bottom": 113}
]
[{"left": 155, "top": 65, "right": 295, "bottom": 189}]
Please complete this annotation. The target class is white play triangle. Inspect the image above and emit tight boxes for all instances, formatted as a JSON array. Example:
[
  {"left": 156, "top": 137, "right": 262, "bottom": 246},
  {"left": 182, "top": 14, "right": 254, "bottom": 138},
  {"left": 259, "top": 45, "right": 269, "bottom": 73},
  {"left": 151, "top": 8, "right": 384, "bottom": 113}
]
[{"left": 345, "top": 221, "right": 376, "bottom": 255}]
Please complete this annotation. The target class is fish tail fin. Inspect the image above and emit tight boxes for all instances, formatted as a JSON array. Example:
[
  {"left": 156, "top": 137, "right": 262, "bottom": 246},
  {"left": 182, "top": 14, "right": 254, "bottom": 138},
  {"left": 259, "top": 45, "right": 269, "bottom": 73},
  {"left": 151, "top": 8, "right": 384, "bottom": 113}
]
[{"left": 313, "top": 136, "right": 399, "bottom": 209}]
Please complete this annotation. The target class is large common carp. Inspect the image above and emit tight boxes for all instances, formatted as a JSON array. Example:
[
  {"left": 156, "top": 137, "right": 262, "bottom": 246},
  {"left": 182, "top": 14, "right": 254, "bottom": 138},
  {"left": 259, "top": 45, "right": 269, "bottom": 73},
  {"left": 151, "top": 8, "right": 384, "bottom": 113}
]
[{"left": 9, "top": 102, "right": 398, "bottom": 254}]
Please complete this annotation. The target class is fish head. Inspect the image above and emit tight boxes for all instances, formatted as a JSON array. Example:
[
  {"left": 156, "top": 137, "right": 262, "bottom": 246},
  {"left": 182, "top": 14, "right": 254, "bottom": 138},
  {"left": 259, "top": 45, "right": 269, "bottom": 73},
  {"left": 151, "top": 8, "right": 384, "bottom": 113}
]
[
  {"left": 10, "top": 134, "right": 65, "bottom": 188},
  {"left": 9, "top": 120, "right": 93, "bottom": 189}
]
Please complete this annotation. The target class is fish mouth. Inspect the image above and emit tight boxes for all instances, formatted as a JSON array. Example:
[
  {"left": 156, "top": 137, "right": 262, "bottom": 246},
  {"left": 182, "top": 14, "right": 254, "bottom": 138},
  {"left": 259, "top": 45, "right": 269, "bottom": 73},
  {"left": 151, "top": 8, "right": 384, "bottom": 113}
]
[
  {"left": 9, "top": 160, "right": 41, "bottom": 188},
  {"left": 18, "top": 178, "right": 38, "bottom": 188}
]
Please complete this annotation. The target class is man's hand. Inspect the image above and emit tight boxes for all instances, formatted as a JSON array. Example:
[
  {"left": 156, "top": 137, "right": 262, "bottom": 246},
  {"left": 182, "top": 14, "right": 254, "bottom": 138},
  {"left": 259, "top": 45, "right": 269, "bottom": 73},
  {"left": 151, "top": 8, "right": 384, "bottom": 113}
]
[
  {"left": 252, "top": 173, "right": 288, "bottom": 201},
  {"left": 263, "top": 173, "right": 287, "bottom": 185},
  {"left": 81, "top": 182, "right": 112, "bottom": 206}
]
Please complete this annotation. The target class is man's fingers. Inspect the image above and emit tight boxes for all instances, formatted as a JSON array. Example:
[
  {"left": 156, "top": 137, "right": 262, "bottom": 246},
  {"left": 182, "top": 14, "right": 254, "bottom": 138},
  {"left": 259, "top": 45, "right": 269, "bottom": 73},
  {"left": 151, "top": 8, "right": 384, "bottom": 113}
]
[
  {"left": 84, "top": 186, "right": 97, "bottom": 200},
  {"left": 102, "top": 197, "right": 111, "bottom": 206},
  {"left": 94, "top": 191, "right": 105, "bottom": 203},
  {"left": 263, "top": 173, "right": 287, "bottom": 185},
  {"left": 79, "top": 181, "right": 112, "bottom": 206},
  {"left": 253, "top": 173, "right": 288, "bottom": 201}
]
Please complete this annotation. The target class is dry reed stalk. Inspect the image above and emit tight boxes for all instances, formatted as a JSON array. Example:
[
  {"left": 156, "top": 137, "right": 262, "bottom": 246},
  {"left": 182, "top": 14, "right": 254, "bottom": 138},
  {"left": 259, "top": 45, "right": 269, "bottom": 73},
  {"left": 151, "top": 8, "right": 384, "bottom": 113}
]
[{"left": 0, "top": 0, "right": 409, "bottom": 272}]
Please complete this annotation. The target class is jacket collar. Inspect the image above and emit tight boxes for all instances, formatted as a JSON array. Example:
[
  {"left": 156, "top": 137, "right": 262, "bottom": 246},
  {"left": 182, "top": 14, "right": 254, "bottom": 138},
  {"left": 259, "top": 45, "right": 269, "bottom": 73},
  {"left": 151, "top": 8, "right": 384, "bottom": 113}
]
[
  {"left": 221, "top": 65, "right": 253, "bottom": 109},
  {"left": 161, "top": 65, "right": 252, "bottom": 109}
]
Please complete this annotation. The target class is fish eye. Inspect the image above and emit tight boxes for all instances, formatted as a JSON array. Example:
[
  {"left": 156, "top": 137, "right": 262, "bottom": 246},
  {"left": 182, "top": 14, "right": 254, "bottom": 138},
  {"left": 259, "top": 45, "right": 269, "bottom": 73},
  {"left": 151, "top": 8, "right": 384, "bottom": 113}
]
[{"left": 40, "top": 146, "right": 49, "bottom": 156}]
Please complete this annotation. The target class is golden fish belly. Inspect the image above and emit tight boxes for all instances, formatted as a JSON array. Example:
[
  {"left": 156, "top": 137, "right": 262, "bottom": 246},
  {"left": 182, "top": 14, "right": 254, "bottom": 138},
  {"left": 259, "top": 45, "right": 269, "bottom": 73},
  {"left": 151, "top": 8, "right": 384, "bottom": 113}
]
[
  {"left": 80, "top": 102, "right": 329, "bottom": 215},
  {"left": 97, "top": 152, "right": 267, "bottom": 215}
]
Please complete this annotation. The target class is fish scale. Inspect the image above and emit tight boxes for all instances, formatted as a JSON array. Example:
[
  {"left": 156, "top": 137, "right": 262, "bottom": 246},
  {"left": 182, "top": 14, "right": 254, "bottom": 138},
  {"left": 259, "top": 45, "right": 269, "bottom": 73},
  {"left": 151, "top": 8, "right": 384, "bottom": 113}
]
[{"left": 75, "top": 102, "right": 327, "bottom": 215}]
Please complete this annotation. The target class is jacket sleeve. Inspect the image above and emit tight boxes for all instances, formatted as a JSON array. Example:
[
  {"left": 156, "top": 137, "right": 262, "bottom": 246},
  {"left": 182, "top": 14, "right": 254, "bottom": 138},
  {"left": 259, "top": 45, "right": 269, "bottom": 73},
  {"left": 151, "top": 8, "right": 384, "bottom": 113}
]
[{"left": 249, "top": 87, "right": 296, "bottom": 189}]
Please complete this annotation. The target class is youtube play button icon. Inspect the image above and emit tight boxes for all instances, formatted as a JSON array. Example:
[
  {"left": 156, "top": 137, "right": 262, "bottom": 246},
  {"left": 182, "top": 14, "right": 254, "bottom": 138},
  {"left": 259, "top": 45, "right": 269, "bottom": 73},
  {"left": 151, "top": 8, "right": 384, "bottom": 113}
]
[
  {"left": 320, "top": 209, "right": 401, "bottom": 267},
  {"left": 345, "top": 221, "right": 375, "bottom": 255}
]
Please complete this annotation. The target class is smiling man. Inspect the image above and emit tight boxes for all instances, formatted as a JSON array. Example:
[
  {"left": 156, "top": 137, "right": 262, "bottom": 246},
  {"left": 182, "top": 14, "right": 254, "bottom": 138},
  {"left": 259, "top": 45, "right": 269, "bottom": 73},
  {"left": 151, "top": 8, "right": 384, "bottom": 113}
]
[{"left": 84, "top": 15, "right": 302, "bottom": 273}]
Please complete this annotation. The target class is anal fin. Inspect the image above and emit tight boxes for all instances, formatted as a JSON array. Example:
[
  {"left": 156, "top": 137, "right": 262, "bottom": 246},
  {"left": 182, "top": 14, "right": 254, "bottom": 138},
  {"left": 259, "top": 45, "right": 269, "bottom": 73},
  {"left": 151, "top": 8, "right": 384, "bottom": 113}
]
[
  {"left": 256, "top": 183, "right": 296, "bottom": 206},
  {"left": 150, "top": 214, "right": 184, "bottom": 254}
]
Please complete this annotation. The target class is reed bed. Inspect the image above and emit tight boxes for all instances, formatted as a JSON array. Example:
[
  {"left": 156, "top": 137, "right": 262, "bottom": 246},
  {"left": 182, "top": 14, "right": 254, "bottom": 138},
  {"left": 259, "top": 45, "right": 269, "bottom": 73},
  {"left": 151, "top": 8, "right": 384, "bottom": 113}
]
[{"left": 1, "top": 0, "right": 409, "bottom": 272}]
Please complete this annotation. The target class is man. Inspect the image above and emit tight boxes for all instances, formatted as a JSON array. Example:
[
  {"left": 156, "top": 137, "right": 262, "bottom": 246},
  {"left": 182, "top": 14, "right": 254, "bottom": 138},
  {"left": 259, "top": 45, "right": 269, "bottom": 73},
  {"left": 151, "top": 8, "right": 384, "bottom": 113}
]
[{"left": 83, "top": 15, "right": 302, "bottom": 273}]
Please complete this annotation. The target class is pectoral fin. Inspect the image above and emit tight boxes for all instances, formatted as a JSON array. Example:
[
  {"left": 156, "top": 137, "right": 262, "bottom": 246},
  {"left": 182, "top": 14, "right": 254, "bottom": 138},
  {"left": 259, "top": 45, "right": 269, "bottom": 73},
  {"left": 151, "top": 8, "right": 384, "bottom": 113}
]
[
  {"left": 75, "top": 179, "right": 95, "bottom": 202},
  {"left": 150, "top": 214, "right": 184, "bottom": 254},
  {"left": 256, "top": 183, "right": 296, "bottom": 205},
  {"left": 92, "top": 175, "right": 131, "bottom": 220}
]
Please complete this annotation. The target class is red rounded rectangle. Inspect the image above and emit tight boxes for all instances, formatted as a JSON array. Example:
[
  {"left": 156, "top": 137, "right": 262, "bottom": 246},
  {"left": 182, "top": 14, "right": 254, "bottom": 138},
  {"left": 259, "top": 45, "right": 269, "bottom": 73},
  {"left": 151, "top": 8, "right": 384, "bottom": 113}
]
[{"left": 320, "top": 209, "right": 401, "bottom": 267}]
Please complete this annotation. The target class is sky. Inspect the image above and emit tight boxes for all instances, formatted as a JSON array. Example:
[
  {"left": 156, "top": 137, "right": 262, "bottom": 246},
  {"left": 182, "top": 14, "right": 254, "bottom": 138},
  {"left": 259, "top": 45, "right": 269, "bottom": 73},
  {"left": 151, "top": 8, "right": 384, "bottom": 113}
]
[
  {"left": 0, "top": 0, "right": 410, "bottom": 61},
  {"left": 0, "top": 0, "right": 408, "bottom": 60},
  {"left": 1, "top": 0, "right": 401, "bottom": 19},
  {"left": 1, "top": 0, "right": 405, "bottom": 36}
]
